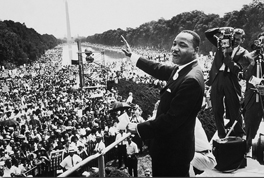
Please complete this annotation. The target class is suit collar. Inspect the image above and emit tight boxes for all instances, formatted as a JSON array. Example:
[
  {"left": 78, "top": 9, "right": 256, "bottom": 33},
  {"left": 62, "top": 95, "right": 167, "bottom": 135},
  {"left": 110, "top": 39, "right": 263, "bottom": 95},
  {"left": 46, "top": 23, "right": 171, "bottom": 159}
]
[
  {"left": 177, "top": 59, "right": 199, "bottom": 76},
  {"left": 177, "top": 59, "right": 198, "bottom": 73},
  {"left": 171, "top": 60, "right": 198, "bottom": 81}
]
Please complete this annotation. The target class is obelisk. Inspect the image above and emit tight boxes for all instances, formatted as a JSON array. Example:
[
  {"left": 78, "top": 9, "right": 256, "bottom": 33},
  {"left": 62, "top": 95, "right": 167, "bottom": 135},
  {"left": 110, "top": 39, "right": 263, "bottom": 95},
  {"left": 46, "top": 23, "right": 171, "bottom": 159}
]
[{"left": 64, "top": 0, "right": 72, "bottom": 66}]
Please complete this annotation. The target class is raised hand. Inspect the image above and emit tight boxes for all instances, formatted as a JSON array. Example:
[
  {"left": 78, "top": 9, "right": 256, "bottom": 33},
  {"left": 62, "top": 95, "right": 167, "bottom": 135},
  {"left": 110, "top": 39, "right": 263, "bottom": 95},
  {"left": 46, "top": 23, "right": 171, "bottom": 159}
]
[
  {"left": 222, "top": 47, "right": 232, "bottom": 58},
  {"left": 121, "top": 35, "right": 132, "bottom": 57}
]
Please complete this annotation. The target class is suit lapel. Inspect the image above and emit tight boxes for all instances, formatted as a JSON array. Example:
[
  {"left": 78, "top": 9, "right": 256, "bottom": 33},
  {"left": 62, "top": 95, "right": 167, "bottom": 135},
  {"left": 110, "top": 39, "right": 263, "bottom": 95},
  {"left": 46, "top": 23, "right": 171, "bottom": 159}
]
[
  {"left": 160, "top": 66, "right": 178, "bottom": 95},
  {"left": 233, "top": 46, "right": 245, "bottom": 63},
  {"left": 160, "top": 61, "right": 198, "bottom": 95}
]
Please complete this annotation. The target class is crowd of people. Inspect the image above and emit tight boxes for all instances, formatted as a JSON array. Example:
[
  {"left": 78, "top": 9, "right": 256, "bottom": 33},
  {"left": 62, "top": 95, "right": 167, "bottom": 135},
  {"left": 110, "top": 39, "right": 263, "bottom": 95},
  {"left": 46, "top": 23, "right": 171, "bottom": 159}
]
[
  {"left": 0, "top": 45, "right": 157, "bottom": 177},
  {"left": 2, "top": 27, "right": 261, "bottom": 177},
  {"left": 0, "top": 38, "right": 217, "bottom": 177}
]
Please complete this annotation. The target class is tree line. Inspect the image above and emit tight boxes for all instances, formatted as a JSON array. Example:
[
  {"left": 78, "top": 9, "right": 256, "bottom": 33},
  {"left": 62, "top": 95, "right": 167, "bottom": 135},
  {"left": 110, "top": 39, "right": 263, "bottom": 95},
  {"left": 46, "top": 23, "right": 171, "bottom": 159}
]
[
  {"left": 1, "top": 0, "right": 263, "bottom": 69},
  {"left": 85, "top": 0, "right": 264, "bottom": 55},
  {"left": 0, "top": 20, "right": 61, "bottom": 69}
]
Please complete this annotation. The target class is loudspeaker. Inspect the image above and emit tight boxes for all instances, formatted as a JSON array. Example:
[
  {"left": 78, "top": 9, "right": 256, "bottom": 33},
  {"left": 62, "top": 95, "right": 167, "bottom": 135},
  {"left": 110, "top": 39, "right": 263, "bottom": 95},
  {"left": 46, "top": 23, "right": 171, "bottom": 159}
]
[{"left": 212, "top": 136, "right": 247, "bottom": 172}]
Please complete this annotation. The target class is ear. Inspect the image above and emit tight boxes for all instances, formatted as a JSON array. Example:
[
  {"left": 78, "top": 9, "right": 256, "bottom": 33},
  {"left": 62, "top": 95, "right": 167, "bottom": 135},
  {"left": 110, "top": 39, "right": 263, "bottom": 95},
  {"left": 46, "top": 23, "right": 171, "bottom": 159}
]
[
  {"left": 193, "top": 47, "right": 199, "bottom": 58},
  {"left": 194, "top": 46, "right": 199, "bottom": 53}
]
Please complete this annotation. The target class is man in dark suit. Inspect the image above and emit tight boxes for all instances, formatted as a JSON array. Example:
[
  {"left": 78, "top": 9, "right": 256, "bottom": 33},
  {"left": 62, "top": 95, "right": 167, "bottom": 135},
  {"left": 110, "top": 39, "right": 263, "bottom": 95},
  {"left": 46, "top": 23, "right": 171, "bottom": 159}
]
[
  {"left": 242, "top": 32, "right": 264, "bottom": 151},
  {"left": 205, "top": 27, "right": 248, "bottom": 138},
  {"left": 121, "top": 30, "right": 204, "bottom": 177}
]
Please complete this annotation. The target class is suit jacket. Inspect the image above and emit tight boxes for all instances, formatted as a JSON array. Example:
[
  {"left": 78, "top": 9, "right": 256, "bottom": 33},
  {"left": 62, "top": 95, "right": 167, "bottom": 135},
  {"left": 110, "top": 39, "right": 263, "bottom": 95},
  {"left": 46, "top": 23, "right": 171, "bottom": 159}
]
[
  {"left": 205, "top": 28, "right": 249, "bottom": 96},
  {"left": 244, "top": 54, "right": 264, "bottom": 110},
  {"left": 136, "top": 57, "right": 204, "bottom": 172}
]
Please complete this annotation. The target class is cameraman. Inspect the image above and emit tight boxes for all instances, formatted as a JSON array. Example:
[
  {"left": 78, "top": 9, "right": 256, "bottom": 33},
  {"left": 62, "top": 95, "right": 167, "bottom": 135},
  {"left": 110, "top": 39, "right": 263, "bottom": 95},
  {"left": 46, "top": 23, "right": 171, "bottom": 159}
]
[
  {"left": 205, "top": 27, "right": 250, "bottom": 138},
  {"left": 242, "top": 32, "right": 264, "bottom": 152}
]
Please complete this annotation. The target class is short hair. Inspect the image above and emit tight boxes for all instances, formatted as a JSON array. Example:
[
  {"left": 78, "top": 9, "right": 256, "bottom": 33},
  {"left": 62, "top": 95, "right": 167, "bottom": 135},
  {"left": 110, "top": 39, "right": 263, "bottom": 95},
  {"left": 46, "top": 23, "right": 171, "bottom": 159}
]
[
  {"left": 258, "top": 32, "right": 264, "bottom": 38},
  {"left": 181, "top": 30, "right": 201, "bottom": 48},
  {"left": 234, "top": 28, "right": 245, "bottom": 38}
]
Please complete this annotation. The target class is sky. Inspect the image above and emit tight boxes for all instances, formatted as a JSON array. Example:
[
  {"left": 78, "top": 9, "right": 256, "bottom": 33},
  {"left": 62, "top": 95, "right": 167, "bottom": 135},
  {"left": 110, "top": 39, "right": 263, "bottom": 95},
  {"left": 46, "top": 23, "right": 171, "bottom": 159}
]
[{"left": 0, "top": 0, "right": 254, "bottom": 39}]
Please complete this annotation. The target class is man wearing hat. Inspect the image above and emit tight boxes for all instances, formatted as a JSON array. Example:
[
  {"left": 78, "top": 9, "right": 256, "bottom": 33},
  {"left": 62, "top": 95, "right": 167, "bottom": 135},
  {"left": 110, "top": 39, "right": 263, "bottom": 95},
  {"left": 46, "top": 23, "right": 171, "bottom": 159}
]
[
  {"left": 77, "top": 142, "right": 88, "bottom": 160},
  {"left": 60, "top": 145, "right": 82, "bottom": 171},
  {"left": 93, "top": 134, "right": 105, "bottom": 153}
]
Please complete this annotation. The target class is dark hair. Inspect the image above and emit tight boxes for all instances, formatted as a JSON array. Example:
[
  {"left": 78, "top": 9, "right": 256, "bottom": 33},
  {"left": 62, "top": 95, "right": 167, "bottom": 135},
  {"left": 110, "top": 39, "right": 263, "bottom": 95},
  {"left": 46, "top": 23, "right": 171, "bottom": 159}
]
[
  {"left": 258, "top": 32, "right": 264, "bottom": 38},
  {"left": 234, "top": 28, "right": 245, "bottom": 38},
  {"left": 181, "top": 30, "right": 201, "bottom": 48}
]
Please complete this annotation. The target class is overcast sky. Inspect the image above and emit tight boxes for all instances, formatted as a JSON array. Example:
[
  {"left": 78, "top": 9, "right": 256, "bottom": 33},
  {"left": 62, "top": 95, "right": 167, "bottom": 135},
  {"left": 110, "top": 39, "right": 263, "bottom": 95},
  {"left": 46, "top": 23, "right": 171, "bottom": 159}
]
[{"left": 0, "top": 0, "right": 253, "bottom": 38}]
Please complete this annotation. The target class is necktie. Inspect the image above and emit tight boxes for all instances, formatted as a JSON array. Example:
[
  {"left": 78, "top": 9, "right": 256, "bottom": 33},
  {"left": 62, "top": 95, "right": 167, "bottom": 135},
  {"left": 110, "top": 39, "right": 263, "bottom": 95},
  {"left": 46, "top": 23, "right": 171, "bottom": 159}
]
[
  {"left": 223, "top": 50, "right": 233, "bottom": 74},
  {"left": 172, "top": 66, "right": 179, "bottom": 80},
  {"left": 224, "top": 65, "right": 228, "bottom": 75},
  {"left": 71, "top": 156, "right": 74, "bottom": 167}
]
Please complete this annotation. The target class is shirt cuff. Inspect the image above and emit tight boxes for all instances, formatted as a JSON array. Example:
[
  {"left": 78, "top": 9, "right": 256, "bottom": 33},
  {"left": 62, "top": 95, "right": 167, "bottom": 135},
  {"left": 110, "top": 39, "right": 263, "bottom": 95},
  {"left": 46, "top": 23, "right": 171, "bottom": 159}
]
[{"left": 130, "top": 53, "right": 141, "bottom": 65}]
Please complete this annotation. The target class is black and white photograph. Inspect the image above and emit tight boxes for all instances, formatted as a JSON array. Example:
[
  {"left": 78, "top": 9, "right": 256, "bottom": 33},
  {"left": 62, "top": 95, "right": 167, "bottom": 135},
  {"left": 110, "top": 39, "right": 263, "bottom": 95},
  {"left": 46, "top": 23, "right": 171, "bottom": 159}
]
[{"left": 0, "top": 0, "right": 264, "bottom": 177}]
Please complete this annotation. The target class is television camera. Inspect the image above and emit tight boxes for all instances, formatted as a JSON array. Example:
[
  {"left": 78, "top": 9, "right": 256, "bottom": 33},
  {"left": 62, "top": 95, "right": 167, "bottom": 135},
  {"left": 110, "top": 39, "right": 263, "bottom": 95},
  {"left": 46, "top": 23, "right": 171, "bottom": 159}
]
[
  {"left": 214, "top": 27, "right": 234, "bottom": 49},
  {"left": 251, "top": 37, "right": 264, "bottom": 56}
]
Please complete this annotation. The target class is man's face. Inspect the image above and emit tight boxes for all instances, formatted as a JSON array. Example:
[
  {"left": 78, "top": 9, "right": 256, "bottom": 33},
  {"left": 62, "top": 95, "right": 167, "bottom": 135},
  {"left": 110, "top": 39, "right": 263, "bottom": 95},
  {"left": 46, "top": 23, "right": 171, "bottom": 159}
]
[
  {"left": 96, "top": 137, "right": 101, "bottom": 142},
  {"left": 233, "top": 34, "right": 244, "bottom": 47},
  {"left": 171, "top": 32, "right": 197, "bottom": 65},
  {"left": 69, "top": 152, "right": 74, "bottom": 157},
  {"left": 37, "top": 144, "right": 42, "bottom": 150}
]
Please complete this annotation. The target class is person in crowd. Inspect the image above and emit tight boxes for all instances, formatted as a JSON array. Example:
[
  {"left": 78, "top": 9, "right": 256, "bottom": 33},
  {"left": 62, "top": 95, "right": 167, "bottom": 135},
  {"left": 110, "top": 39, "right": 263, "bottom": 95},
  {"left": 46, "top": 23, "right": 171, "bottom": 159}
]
[
  {"left": 5, "top": 139, "right": 14, "bottom": 154},
  {"left": 126, "top": 92, "right": 133, "bottom": 104},
  {"left": 2, "top": 159, "right": 20, "bottom": 177},
  {"left": 129, "top": 104, "right": 145, "bottom": 153},
  {"left": 108, "top": 121, "right": 118, "bottom": 142},
  {"left": 242, "top": 32, "right": 264, "bottom": 152},
  {"left": 115, "top": 129, "right": 127, "bottom": 169},
  {"left": 122, "top": 30, "right": 204, "bottom": 176},
  {"left": 93, "top": 134, "right": 105, "bottom": 153},
  {"left": 10, "top": 158, "right": 22, "bottom": 176},
  {"left": 77, "top": 142, "right": 88, "bottom": 160},
  {"left": 126, "top": 135, "right": 139, "bottom": 177},
  {"left": 54, "top": 141, "right": 64, "bottom": 150},
  {"left": 189, "top": 118, "right": 217, "bottom": 176},
  {"left": 33, "top": 143, "right": 50, "bottom": 166},
  {"left": 60, "top": 145, "right": 82, "bottom": 172},
  {"left": 205, "top": 27, "right": 250, "bottom": 138},
  {"left": 62, "top": 141, "right": 71, "bottom": 160}
]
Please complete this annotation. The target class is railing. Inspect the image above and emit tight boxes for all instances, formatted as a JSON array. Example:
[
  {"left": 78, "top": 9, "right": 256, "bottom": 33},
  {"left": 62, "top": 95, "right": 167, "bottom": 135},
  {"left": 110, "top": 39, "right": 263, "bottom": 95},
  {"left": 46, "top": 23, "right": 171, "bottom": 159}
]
[{"left": 58, "top": 132, "right": 131, "bottom": 177}]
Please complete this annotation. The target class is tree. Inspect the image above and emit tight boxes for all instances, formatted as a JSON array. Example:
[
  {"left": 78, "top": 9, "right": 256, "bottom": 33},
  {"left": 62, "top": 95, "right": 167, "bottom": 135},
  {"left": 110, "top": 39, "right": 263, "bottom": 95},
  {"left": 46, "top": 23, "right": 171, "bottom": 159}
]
[
  {"left": 85, "top": 0, "right": 263, "bottom": 54},
  {"left": 0, "top": 20, "right": 58, "bottom": 69}
]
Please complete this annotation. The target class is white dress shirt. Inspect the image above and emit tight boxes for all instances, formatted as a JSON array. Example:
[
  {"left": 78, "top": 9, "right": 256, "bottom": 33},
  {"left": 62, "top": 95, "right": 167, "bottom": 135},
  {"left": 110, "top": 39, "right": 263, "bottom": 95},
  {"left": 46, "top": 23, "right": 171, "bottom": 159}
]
[
  {"left": 60, "top": 154, "right": 82, "bottom": 170},
  {"left": 126, "top": 141, "right": 139, "bottom": 156},
  {"left": 173, "top": 59, "right": 198, "bottom": 80},
  {"left": 94, "top": 140, "right": 105, "bottom": 153}
]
